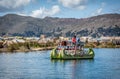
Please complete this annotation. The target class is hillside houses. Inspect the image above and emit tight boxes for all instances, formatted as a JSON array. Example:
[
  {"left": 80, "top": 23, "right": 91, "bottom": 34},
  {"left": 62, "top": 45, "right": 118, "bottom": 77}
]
[
  {"left": 99, "top": 37, "right": 120, "bottom": 44},
  {"left": 80, "top": 36, "right": 120, "bottom": 45},
  {"left": 0, "top": 35, "right": 120, "bottom": 49}
]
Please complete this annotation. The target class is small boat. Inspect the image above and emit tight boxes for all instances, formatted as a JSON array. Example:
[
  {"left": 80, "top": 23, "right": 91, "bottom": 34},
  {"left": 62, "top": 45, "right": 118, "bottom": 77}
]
[{"left": 50, "top": 40, "right": 95, "bottom": 60}]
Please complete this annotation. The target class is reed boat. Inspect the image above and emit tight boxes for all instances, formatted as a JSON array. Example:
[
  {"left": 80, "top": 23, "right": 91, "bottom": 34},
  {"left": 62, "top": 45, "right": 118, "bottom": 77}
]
[{"left": 50, "top": 40, "right": 95, "bottom": 59}]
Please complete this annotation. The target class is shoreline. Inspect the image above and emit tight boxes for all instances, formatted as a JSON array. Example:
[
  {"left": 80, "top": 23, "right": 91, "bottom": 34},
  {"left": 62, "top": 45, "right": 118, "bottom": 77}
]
[
  {"left": 0, "top": 41, "right": 120, "bottom": 53},
  {"left": 0, "top": 46, "right": 120, "bottom": 53},
  {"left": 0, "top": 47, "right": 55, "bottom": 53}
]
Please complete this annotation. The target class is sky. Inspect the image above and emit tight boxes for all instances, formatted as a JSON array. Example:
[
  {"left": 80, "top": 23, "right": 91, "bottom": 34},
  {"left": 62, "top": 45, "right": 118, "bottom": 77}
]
[{"left": 0, "top": 0, "right": 120, "bottom": 18}]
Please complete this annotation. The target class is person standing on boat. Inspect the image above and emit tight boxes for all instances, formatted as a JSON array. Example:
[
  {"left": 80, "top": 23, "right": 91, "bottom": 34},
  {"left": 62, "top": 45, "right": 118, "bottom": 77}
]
[
  {"left": 72, "top": 35, "right": 76, "bottom": 45},
  {"left": 72, "top": 35, "right": 77, "bottom": 54},
  {"left": 76, "top": 37, "right": 80, "bottom": 45}
]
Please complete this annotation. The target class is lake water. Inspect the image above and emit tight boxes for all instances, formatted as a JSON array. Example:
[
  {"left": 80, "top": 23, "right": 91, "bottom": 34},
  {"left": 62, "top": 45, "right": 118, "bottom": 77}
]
[{"left": 0, "top": 48, "right": 120, "bottom": 79}]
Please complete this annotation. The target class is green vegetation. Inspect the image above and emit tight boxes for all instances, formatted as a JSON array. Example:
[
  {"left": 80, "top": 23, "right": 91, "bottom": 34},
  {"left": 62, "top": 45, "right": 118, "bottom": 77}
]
[
  {"left": 2, "top": 41, "right": 56, "bottom": 52},
  {"left": 0, "top": 40, "right": 119, "bottom": 52}
]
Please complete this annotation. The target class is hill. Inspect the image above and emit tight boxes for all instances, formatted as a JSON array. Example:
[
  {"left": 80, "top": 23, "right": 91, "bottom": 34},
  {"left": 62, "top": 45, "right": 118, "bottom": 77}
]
[{"left": 0, "top": 13, "right": 120, "bottom": 37}]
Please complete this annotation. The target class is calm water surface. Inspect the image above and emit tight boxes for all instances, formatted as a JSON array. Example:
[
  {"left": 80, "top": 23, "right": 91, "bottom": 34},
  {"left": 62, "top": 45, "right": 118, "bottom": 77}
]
[{"left": 0, "top": 48, "right": 120, "bottom": 79}]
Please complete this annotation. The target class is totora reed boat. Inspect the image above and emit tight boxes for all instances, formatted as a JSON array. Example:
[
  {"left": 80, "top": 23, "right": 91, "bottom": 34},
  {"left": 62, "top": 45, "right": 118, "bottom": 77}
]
[{"left": 50, "top": 40, "right": 95, "bottom": 60}]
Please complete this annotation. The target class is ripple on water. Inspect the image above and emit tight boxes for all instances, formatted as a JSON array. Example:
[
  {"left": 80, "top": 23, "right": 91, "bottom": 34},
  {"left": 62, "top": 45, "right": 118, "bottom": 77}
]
[{"left": 0, "top": 49, "right": 120, "bottom": 79}]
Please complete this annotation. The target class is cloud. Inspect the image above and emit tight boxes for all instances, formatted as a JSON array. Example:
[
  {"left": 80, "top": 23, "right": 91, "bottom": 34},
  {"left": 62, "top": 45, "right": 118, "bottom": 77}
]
[
  {"left": 17, "top": 13, "right": 27, "bottom": 16},
  {"left": 92, "top": 2, "right": 106, "bottom": 16},
  {"left": 30, "top": 5, "right": 60, "bottom": 18},
  {"left": 0, "top": 0, "right": 32, "bottom": 12},
  {"left": 96, "top": 8, "right": 103, "bottom": 14},
  {"left": 59, "top": 0, "right": 87, "bottom": 10}
]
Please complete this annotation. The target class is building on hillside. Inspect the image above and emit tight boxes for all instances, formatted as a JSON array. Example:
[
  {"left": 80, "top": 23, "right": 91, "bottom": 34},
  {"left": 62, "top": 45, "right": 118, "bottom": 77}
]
[
  {"left": 12, "top": 39, "right": 25, "bottom": 43},
  {"left": 100, "top": 37, "right": 112, "bottom": 43},
  {"left": 99, "top": 36, "right": 120, "bottom": 44},
  {"left": 88, "top": 38, "right": 98, "bottom": 42},
  {"left": 112, "top": 37, "right": 120, "bottom": 45},
  {"left": 80, "top": 36, "right": 92, "bottom": 42},
  {"left": 40, "top": 35, "right": 46, "bottom": 39},
  {"left": 25, "top": 37, "right": 39, "bottom": 42},
  {"left": 59, "top": 36, "right": 69, "bottom": 41}
]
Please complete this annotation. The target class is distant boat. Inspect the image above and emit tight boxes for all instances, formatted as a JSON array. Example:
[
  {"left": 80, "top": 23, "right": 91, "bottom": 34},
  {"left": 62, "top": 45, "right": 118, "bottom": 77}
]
[{"left": 50, "top": 40, "right": 95, "bottom": 59}]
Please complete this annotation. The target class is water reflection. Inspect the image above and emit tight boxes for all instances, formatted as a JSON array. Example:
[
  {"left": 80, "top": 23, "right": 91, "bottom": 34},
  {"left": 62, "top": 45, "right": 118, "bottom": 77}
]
[
  {"left": 51, "top": 59, "right": 94, "bottom": 79},
  {"left": 51, "top": 59, "right": 94, "bottom": 65}
]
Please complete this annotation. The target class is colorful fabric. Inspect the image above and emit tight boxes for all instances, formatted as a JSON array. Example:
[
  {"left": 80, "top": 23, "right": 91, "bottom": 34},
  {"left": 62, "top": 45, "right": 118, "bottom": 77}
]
[{"left": 72, "top": 37, "right": 76, "bottom": 43}]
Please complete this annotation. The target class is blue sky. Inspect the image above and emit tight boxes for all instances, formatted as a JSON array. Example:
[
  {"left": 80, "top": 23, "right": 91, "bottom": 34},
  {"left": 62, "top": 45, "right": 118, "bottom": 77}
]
[{"left": 0, "top": 0, "right": 120, "bottom": 18}]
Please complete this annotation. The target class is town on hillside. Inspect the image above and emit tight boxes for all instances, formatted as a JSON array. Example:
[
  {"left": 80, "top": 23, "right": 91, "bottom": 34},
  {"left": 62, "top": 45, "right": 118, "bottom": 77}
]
[{"left": 0, "top": 35, "right": 120, "bottom": 52}]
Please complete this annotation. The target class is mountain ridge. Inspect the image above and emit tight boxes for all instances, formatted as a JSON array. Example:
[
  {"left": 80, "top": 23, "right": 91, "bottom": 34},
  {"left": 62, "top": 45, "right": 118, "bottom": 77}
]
[{"left": 0, "top": 13, "right": 120, "bottom": 37}]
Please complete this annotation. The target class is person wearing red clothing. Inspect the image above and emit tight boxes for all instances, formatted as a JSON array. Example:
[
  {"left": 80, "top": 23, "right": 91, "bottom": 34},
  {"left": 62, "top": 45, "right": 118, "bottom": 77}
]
[
  {"left": 72, "top": 35, "right": 77, "bottom": 54},
  {"left": 72, "top": 36, "right": 76, "bottom": 45}
]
